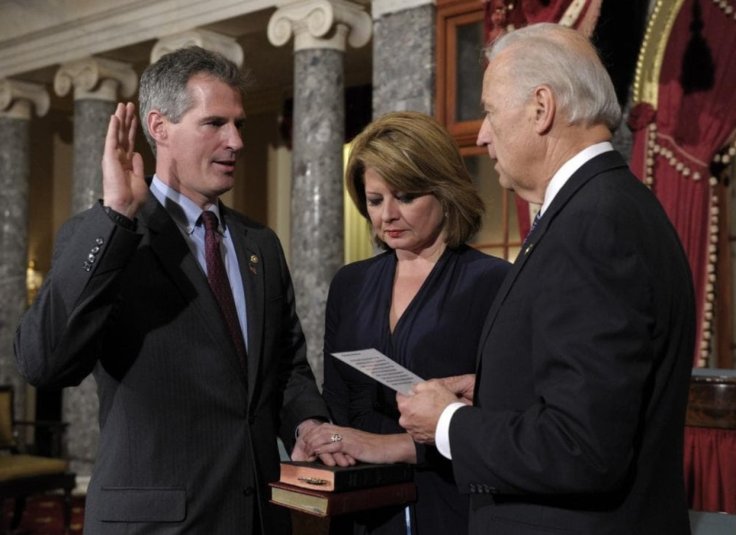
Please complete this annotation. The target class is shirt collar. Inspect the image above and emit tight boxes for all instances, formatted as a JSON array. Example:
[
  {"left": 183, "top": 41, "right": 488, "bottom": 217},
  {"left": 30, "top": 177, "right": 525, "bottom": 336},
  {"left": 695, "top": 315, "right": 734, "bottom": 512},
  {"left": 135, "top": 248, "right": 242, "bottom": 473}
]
[
  {"left": 150, "top": 175, "right": 224, "bottom": 235},
  {"left": 540, "top": 141, "right": 613, "bottom": 216}
]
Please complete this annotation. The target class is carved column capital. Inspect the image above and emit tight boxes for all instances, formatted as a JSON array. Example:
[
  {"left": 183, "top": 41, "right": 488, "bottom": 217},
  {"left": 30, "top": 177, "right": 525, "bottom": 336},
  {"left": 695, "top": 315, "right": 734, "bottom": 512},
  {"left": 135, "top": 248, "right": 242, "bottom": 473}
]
[
  {"left": 0, "top": 79, "right": 50, "bottom": 119},
  {"left": 268, "top": 0, "right": 372, "bottom": 52},
  {"left": 54, "top": 57, "right": 137, "bottom": 101},
  {"left": 151, "top": 29, "right": 244, "bottom": 66}
]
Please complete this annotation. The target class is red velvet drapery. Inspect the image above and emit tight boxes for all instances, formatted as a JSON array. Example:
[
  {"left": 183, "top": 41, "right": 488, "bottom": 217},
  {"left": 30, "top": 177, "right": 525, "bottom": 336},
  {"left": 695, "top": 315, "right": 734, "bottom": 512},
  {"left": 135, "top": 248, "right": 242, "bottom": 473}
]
[
  {"left": 684, "top": 427, "right": 736, "bottom": 513},
  {"left": 629, "top": 0, "right": 736, "bottom": 367},
  {"left": 482, "top": 0, "right": 602, "bottom": 239}
]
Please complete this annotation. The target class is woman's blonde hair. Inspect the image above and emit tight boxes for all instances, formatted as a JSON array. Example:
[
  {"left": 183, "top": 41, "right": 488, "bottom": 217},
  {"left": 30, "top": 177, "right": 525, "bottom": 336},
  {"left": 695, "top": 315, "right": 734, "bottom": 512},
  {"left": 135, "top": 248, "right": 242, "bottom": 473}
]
[{"left": 345, "top": 111, "right": 484, "bottom": 249}]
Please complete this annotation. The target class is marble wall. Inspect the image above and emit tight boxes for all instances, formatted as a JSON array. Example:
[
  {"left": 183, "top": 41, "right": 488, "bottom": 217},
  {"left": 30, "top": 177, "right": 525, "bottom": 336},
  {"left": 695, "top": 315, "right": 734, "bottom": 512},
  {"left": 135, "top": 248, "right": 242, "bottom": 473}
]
[{"left": 372, "top": 4, "right": 435, "bottom": 118}]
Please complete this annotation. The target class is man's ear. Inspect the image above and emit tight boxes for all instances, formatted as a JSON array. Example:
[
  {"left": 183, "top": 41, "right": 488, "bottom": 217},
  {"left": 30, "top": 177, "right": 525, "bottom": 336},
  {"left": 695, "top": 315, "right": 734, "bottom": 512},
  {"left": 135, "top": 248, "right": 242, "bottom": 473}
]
[
  {"left": 147, "top": 110, "right": 167, "bottom": 144},
  {"left": 532, "top": 85, "right": 555, "bottom": 134}
]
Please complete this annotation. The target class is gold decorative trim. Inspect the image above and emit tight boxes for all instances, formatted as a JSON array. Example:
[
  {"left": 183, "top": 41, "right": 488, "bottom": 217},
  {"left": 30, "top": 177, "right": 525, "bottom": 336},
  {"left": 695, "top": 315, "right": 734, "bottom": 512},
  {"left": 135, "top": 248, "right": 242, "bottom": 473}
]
[
  {"left": 631, "top": 0, "right": 686, "bottom": 108},
  {"left": 699, "top": 137, "right": 736, "bottom": 365},
  {"left": 642, "top": 123, "right": 706, "bottom": 188},
  {"left": 700, "top": 182, "right": 719, "bottom": 366}
]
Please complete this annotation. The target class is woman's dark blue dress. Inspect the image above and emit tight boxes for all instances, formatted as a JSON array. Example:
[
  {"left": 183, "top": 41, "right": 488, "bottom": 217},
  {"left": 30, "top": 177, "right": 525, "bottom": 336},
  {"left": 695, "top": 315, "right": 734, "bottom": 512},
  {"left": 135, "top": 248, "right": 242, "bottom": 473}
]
[{"left": 323, "top": 245, "right": 510, "bottom": 535}]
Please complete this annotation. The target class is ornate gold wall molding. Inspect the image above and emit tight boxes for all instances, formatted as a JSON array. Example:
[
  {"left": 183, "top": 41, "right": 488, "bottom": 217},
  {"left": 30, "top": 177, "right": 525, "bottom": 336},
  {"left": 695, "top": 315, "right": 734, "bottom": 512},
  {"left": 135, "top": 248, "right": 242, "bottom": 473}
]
[{"left": 631, "top": 0, "right": 686, "bottom": 108}]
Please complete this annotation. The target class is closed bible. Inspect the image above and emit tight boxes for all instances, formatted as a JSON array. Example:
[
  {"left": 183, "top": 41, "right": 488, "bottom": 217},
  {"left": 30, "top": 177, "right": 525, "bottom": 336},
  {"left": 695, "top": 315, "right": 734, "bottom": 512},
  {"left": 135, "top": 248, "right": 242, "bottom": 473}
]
[
  {"left": 269, "top": 481, "right": 417, "bottom": 517},
  {"left": 279, "top": 461, "right": 413, "bottom": 492}
]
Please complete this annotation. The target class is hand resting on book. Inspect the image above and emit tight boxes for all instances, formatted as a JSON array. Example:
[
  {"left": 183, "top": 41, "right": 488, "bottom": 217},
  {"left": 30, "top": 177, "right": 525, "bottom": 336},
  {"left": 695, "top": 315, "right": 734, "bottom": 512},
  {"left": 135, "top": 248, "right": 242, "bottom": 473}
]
[
  {"left": 297, "top": 423, "right": 418, "bottom": 467},
  {"left": 291, "top": 419, "right": 353, "bottom": 467}
]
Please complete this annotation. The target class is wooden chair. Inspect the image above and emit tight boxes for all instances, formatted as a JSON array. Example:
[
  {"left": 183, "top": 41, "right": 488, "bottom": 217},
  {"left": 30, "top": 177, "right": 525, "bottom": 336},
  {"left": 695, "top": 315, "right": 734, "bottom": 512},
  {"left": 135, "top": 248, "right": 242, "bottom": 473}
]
[{"left": 0, "top": 385, "right": 76, "bottom": 534}]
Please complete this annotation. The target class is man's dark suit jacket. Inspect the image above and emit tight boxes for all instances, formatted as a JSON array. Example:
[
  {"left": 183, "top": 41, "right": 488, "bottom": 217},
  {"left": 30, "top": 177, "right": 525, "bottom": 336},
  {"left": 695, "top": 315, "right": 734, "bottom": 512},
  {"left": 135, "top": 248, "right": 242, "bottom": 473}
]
[
  {"left": 15, "top": 196, "right": 330, "bottom": 534},
  {"left": 450, "top": 151, "right": 695, "bottom": 534}
]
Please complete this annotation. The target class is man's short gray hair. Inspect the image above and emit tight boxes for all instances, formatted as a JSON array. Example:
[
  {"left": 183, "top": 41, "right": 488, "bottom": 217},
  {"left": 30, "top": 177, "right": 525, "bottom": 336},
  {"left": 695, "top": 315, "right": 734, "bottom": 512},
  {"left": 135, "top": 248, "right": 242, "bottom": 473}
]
[
  {"left": 486, "top": 23, "right": 622, "bottom": 131},
  {"left": 138, "top": 46, "right": 250, "bottom": 153}
]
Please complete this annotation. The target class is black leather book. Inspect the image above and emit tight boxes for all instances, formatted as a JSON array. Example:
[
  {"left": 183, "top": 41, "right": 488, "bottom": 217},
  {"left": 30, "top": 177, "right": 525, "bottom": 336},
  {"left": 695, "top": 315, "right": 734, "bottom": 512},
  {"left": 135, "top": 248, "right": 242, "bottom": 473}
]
[{"left": 278, "top": 461, "right": 413, "bottom": 492}]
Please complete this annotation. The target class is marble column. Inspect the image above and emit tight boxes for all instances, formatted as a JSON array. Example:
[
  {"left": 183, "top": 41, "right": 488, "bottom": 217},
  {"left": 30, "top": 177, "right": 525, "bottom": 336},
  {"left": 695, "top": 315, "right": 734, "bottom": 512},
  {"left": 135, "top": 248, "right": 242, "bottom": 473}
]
[
  {"left": 53, "top": 57, "right": 136, "bottom": 476},
  {"left": 268, "top": 0, "right": 371, "bottom": 382},
  {"left": 371, "top": 0, "right": 436, "bottom": 118},
  {"left": 55, "top": 57, "right": 137, "bottom": 213},
  {"left": 0, "top": 80, "right": 49, "bottom": 420}
]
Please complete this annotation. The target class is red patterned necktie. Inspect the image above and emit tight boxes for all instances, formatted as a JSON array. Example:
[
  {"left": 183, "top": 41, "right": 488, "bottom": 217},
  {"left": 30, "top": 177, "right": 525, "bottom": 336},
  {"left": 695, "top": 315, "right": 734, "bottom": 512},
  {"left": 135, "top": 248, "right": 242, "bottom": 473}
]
[{"left": 201, "top": 211, "right": 247, "bottom": 370}]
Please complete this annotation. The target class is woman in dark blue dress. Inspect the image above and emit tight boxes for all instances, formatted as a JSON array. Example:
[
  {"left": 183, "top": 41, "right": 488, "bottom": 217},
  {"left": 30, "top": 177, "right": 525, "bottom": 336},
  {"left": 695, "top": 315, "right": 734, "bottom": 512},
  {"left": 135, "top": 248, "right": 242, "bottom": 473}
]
[{"left": 299, "top": 112, "right": 510, "bottom": 534}]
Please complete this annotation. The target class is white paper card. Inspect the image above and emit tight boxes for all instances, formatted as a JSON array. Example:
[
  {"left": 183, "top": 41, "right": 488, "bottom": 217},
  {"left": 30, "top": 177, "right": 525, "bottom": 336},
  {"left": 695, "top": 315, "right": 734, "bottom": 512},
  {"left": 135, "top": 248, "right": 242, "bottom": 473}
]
[{"left": 331, "top": 348, "right": 424, "bottom": 395}]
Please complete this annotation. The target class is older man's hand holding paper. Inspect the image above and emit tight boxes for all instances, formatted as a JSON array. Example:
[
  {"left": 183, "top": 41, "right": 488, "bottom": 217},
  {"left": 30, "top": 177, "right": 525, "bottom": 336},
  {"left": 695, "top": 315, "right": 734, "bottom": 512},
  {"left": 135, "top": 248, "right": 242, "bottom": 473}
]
[
  {"left": 435, "top": 373, "right": 475, "bottom": 405},
  {"left": 332, "top": 349, "right": 477, "bottom": 447},
  {"left": 396, "top": 374, "right": 476, "bottom": 446}
]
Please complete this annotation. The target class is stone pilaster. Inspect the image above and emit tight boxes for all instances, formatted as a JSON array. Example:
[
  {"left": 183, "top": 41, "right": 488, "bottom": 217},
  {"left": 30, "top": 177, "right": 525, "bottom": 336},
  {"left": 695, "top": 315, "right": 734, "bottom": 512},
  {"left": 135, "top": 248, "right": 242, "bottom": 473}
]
[
  {"left": 53, "top": 57, "right": 137, "bottom": 477},
  {"left": 371, "top": 0, "right": 436, "bottom": 118},
  {"left": 268, "top": 0, "right": 371, "bottom": 382},
  {"left": 0, "top": 79, "right": 49, "bottom": 420}
]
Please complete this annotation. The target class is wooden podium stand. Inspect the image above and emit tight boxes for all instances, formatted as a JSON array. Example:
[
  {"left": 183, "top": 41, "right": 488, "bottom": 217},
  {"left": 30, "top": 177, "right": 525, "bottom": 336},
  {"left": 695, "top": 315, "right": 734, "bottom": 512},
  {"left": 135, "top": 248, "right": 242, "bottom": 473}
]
[{"left": 290, "top": 511, "right": 354, "bottom": 535}]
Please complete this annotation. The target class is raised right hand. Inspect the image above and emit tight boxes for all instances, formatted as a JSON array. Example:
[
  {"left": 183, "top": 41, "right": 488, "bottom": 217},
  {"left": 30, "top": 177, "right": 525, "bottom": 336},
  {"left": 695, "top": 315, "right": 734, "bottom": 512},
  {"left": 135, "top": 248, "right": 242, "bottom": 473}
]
[{"left": 102, "top": 102, "right": 146, "bottom": 218}]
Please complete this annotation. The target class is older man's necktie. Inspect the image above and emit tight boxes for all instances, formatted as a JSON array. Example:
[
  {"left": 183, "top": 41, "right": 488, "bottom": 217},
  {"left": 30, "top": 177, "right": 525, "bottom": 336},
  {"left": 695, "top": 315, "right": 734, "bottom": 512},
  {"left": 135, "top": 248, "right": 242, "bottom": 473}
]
[
  {"left": 530, "top": 210, "right": 542, "bottom": 232},
  {"left": 521, "top": 210, "right": 543, "bottom": 255},
  {"left": 201, "top": 210, "right": 247, "bottom": 370}
]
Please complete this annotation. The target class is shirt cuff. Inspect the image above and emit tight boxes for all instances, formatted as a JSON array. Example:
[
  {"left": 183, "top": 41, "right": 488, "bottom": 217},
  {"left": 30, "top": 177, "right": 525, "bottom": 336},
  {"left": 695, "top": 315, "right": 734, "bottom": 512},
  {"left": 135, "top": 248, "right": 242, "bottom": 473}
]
[{"left": 435, "top": 402, "right": 465, "bottom": 460}]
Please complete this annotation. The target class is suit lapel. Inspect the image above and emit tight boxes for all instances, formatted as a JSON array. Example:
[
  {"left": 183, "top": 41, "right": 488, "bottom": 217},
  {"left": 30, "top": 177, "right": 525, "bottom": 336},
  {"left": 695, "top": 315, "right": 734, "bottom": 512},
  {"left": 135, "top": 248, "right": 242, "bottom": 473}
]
[
  {"left": 475, "top": 151, "right": 629, "bottom": 367},
  {"left": 141, "top": 197, "right": 247, "bottom": 382},
  {"left": 222, "top": 206, "right": 264, "bottom": 403},
  {"left": 475, "top": 237, "right": 536, "bottom": 367}
]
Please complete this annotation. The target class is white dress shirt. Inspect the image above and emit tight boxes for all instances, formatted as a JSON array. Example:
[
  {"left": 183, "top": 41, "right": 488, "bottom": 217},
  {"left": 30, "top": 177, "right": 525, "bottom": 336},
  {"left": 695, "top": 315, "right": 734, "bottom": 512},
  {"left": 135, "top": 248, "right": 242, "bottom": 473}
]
[{"left": 149, "top": 176, "right": 249, "bottom": 351}]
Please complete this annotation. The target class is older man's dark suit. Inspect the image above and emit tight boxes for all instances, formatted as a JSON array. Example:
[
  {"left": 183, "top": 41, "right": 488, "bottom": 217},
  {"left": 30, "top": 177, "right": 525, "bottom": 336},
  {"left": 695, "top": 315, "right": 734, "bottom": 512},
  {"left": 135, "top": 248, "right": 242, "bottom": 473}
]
[
  {"left": 15, "top": 196, "right": 330, "bottom": 534},
  {"left": 450, "top": 151, "right": 695, "bottom": 534}
]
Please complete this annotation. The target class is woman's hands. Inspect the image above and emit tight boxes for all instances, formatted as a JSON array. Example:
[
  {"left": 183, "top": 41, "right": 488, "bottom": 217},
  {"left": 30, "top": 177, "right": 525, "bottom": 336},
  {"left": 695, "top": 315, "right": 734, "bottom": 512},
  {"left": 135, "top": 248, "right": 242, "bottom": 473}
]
[
  {"left": 295, "top": 424, "right": 417, "bottom": 467},
  {"left": 291, "top": 420, "right": 353, "bottom": 467}
]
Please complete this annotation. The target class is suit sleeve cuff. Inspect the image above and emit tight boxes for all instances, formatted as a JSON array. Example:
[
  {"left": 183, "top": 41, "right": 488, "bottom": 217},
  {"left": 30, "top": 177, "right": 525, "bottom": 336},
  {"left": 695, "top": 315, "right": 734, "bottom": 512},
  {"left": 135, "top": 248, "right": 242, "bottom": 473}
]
[
  {"left": 102, "top": 202, "right": 137, "bottom": 231},
  {"left": 436, "top": 402, "right": 465, "bottom": 460}
]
